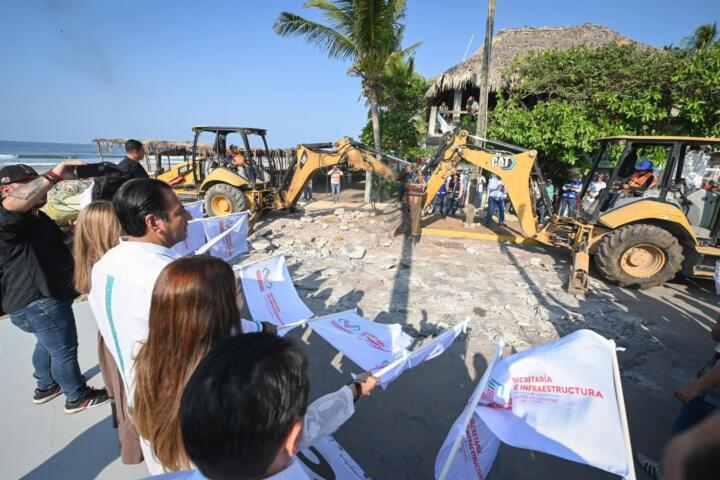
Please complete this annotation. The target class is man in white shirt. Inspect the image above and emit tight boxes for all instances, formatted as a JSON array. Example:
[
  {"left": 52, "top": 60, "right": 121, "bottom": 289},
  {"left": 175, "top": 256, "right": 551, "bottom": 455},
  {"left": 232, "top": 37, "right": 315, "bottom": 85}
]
[
  {"left": 148, "top": 333, "right": 378, "bottom": 480},
  {"left": 88, "top": 179, "right": 192, "bottom": 392},
  {"left": 485, "top": 175, "right": 507, "bottom": 226}
]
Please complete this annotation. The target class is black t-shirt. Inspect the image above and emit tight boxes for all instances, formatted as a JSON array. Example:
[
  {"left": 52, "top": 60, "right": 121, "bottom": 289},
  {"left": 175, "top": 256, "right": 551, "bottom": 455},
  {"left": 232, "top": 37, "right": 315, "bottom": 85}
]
[
  {"left": 0, "top": 202, "right": 77, "bottom": 313},
  {"left": 117, "top": 156, "right": 149, "bottom": 179}
]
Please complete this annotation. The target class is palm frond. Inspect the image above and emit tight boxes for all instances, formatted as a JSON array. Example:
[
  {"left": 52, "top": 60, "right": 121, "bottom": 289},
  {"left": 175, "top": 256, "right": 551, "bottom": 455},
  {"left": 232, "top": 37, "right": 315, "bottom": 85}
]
[
  {"left": 273, "top": 12, "right": 357, "bottom": 61},
  {"left": 303, "top": 0, "right": 354, "bottom": 36}
]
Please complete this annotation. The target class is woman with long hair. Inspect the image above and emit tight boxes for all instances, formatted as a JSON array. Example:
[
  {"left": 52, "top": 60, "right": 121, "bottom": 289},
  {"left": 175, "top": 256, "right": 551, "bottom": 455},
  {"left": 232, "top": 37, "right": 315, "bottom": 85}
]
[
  {"left": 73, "top": 200, "right": 143, "bottom": 464},
  {"left": 132, "top": 255, "right": 243, "bottom": 473}
]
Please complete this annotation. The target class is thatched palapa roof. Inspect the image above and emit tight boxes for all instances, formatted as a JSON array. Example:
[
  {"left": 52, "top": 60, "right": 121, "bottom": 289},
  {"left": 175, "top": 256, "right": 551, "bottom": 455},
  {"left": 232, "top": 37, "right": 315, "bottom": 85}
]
[
  {"left": 93, "top": 138, "right": 204, "bottom": 156},
  {"left": 426, "top": 23, "right": 647, "bottom": 100}
]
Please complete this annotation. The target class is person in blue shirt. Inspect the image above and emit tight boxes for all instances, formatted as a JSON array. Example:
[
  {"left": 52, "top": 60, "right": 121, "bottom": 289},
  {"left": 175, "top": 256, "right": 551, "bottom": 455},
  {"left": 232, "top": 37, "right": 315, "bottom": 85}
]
[
  {"left": 432, "top": 181, "right": 447, "bottom": 215},
  {"left": 559, "top": 174, "right": 582, "bottom": 217}
]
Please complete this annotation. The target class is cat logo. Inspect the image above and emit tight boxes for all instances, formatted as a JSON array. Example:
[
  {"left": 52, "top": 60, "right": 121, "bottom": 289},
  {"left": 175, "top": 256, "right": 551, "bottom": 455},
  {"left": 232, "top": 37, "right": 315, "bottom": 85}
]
[{"left": 491, "top": 155, "right": 516, "bottom": 171}]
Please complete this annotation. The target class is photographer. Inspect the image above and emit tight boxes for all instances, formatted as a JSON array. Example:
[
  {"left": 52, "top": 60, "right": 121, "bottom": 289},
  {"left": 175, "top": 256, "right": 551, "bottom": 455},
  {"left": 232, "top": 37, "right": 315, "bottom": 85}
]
[{"left": 0, "top": 162, "right": 109, "bottom": 413}]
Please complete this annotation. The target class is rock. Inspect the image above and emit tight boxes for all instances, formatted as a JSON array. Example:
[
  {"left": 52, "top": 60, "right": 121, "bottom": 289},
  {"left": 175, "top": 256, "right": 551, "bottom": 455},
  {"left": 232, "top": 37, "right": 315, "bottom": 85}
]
[
  {"left": 321, "top": 223, "right": 329, "bottom": 230},
  {"left": 251, "top": 239, "right": 271, "bottom": 251},
  {"left": 380, "top": 237, "right": 393, "bottom": 247},
  {"left": 367, "top": 233, "right": 379, "bottom": 249},
  {"left": 368, "top": 219, "right": 377, "bottom": 225},
  {"left": 342, "top": 244, "right": 366, "bottom": 260},
  {"left": 355, "top": 211, "right": 370, "bottom": 219},
  {"left": 301, "top": 216, "right": 314, "bottom": 223},
  {"left": 339, "top": 224, "right": 349, "bottom": 231},
  {"left": 323, "top": 214, "right": 337, "bottom": 222},
  {"left": 334, "top": 208, "right": 346, "bottom": 216},
  {"left": 466, "top": 247, "right": 478, "bottom": 255},
  {"left": 293, "top": 221, "right": 304, "bottom": 229},
  {"left": 529, "top": 257, "right": 542, "bottom": 266}
]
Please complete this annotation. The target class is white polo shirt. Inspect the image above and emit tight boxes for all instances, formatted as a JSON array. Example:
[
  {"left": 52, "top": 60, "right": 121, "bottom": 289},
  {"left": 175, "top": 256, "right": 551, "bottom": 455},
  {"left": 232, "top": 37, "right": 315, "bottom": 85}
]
[{"left": 89, "top": 241, "right": 180, "bottom": 391}]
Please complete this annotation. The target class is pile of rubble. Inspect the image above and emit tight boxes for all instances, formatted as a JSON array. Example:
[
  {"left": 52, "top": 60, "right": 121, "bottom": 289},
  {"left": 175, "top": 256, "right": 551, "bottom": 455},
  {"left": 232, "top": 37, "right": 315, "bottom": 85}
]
[{"left": 240, "top": 207, "right": 658, "bottom": 359}]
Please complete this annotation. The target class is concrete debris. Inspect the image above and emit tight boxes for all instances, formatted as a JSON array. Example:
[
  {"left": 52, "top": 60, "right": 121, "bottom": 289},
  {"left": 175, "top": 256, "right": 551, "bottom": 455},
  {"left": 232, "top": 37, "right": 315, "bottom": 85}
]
[
  {"left": 250, "top": 239, "right": 272, "bottom": 251},
  {"left": 341, "top": 243, "right": 367, "bottom": 260},
  {"left": 334, "top": 208, "right": 346, "bottom": 216},
  {"left": 301, "top": 216, "right": 314, "bottom": 223}
]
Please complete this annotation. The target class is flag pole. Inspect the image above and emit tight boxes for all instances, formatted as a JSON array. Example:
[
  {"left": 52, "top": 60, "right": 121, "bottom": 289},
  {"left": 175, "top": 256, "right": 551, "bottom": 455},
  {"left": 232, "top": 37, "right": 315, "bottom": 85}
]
[
  {"left": 610, "top": 341, "right": 636, "bottom": 480},
  {"left": 277, "top": 308, "right": 359, "bottom": 331},
  {"left": 438, "top": 340, "right": 504, "bottom": 480}
]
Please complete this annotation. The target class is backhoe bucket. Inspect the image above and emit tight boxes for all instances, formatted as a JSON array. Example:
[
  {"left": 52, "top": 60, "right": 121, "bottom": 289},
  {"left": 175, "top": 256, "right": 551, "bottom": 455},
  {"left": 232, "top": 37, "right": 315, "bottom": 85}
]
[{"left": 567, "top": 243, "right": 590, "bottom": 295}]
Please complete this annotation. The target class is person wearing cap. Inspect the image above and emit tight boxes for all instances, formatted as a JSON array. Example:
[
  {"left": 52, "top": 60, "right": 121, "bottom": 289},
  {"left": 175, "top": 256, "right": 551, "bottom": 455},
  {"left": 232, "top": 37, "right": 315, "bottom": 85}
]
[
  {"left": 0, "top": 161, "right": 110, "bottom": 413},
  {"left": 118, "top": 139, "right": 149, "bottom": 180},
  {"left": 605, "top": 159, "right": 657, "bottom": 210}
]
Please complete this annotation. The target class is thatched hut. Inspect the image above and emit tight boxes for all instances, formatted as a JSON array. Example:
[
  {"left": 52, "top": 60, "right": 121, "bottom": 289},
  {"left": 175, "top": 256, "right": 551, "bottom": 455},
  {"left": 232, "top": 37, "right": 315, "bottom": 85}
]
[{"left": 426, "top": 23, "right": 647, "bottom": 128}]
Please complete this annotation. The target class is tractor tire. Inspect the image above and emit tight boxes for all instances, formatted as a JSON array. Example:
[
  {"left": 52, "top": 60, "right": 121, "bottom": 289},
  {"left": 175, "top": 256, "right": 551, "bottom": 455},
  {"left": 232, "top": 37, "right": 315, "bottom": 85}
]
[
  {"left": 594, "top": 224, "right": 684, "bottom": 289},
  {"left": 204, "top": 184, "right": 248, "bottom": 217}
]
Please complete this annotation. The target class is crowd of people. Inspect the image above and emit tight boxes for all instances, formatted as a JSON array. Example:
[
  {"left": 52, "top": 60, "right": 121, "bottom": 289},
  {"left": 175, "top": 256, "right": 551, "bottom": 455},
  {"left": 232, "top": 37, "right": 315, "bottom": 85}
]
[
  {"left": 0, "top": 143, "right": 382, "bottom": 479},
  {"left": 2, "top": 143, "right": 719, "bottom": 479}
]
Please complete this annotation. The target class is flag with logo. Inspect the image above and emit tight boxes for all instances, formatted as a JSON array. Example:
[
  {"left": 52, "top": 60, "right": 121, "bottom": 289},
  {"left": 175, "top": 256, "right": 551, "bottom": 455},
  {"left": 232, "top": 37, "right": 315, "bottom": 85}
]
[
  {"left": 476, "top": 329, "right": 632, "bottom": 478},
  {"left": 183, "top": 200, "right": 204, "bottom": 219},
  {"left": 308, "top": 310, "right": 413, "bottom": 374},
  {"left": 171, "top": 219, "right": 207, "bottom": 257},
  {"left": 198, "top": 212, "right": 249, "bottom": 261},
  {"left": 378, "top": 318, "right": 470, "bottom": 386},
  {"left": 435, "top": 389, "right": 501, "bottom": 479},
  {"left": 298, "top": 436, "right": 369, "bottom": 480},
  {"left": 237, "top": 254, "right": 313, "bottom": 333}
]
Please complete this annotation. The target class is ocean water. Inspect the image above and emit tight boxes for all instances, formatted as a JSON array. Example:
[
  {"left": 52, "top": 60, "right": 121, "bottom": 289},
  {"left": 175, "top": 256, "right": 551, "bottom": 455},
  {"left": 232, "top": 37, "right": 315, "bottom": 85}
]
[{"left": 0, "top": 140, "right": 125, "bottom": 168}]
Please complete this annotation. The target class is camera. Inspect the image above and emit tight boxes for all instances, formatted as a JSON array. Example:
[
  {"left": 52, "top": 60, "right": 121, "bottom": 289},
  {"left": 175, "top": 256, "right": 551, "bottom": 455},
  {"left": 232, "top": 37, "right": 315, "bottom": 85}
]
[{"left": 73, "top": 162, "right": 122, "bottom": 179}]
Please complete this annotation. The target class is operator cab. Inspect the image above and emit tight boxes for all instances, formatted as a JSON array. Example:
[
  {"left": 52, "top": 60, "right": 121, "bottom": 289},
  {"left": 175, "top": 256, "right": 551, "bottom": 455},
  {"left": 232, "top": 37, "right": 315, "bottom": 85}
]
[
  {"left": 577, "top": 136, "right": 720, "bottom": 243},
  {"left": 190, "top": 126, "right": 279, "bottom": 188}
]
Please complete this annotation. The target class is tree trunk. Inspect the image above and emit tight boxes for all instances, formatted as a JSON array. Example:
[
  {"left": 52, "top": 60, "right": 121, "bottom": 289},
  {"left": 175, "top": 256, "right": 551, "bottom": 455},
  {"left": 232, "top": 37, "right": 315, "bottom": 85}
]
[{"left": 365, "top": 85, "right": 382, "bottom": 203}]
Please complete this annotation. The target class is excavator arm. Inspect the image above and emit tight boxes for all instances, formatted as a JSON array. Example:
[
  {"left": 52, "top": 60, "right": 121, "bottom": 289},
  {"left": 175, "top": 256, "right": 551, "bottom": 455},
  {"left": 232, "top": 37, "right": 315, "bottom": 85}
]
[
  {"left": 422, "top": 130, "right": 541, "bottom": 240},
  {"left": 275, "top": 137, "right": 397, "bottom": 209}
]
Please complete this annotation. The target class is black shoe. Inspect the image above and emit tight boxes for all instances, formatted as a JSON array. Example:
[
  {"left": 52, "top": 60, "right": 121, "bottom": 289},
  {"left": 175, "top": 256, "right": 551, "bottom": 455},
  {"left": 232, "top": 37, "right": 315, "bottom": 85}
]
[
  {"left": 64, "top": 387, "right": 110, "bottom": 414},
  {"left": 33, "top": 384, "right": 62, "bottom": 404}
]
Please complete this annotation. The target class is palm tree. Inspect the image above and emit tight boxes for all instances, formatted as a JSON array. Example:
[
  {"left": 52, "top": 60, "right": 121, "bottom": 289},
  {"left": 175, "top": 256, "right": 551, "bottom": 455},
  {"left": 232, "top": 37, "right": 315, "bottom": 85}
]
[
  {"left": 682, "top": 22, "right": 717, "bottom": 50},
  {"left": 274, "top": 0, "right": 418, "bottom": 202}
]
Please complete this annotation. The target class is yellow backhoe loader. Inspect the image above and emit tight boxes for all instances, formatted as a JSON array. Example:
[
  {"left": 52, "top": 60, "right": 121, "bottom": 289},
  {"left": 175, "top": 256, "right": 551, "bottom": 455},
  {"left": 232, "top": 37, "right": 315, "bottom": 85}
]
[
  {"left": 417, "top": 130, "right": 720, "bottom": 293},
  {"left": 156, "top": 126, "right": 396, "bottom": 221}
]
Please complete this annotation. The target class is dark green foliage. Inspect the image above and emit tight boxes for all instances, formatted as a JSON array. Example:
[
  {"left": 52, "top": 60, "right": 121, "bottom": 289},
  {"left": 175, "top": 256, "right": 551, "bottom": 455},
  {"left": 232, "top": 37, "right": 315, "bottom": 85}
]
[{"left": 487, "top": 41, "right": 720, "bottom": 178}]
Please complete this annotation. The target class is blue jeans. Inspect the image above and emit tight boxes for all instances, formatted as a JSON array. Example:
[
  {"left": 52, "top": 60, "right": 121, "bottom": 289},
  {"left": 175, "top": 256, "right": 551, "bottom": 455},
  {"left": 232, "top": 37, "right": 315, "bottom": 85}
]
[
  {"left": 485, "top": 197, "right": 505, "bottom": 225},
  {"left": 331, "top": 183, "right": 340, "bottom": 201},
  {"left": 10, "top": 297, "right": 86, "bottom": 401},
  {"left": 671, "top": 397, "right": 717, "bottom": 435},
  {"left": 303, "top": 185, "right": 312, "bottom": 200},
  {"left": 559, "top": 198, "right": 576, "bottom": 217},
  {"left": 446, "top": 197, "right": 460, "bottom": 216},
  {"left": 432, "top": 195, "right": 446, "bottom": 214}
]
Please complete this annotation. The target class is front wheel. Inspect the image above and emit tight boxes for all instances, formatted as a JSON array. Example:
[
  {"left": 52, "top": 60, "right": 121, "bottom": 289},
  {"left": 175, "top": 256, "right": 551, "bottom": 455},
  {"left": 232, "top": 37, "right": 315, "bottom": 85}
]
[
  {"left": 204, "top": 184, "right": 248, "bottom": 216},
  {"left": 594, "top": 224, "right": 684, "bottom": 288}
]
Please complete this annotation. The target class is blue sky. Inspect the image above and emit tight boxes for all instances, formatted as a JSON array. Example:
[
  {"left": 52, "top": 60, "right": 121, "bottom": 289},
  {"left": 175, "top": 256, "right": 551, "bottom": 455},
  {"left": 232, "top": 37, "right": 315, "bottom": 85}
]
[{"left": 1, "top": 0, "right": 718, "bottom": 146}]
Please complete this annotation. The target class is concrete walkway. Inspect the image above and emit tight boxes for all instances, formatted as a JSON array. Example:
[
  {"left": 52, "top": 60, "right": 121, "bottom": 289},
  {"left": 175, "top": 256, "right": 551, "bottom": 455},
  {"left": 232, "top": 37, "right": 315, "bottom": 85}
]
[{"left": 0, "top": 302, "right": 147, "bottom": 479}]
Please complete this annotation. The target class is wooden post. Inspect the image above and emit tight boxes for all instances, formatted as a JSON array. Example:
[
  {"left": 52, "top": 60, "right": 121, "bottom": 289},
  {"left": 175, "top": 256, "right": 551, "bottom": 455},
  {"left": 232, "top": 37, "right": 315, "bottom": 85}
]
[
  {"left": 475, "top": 0, "right": 496, "bottom": 145},
  {"left": 452, "top": 90, "right": 463, "bottom": 123}
]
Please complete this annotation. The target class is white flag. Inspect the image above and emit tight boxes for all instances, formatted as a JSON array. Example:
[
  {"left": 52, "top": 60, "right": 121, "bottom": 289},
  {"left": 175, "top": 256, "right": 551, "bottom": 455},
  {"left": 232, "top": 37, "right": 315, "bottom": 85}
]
[
  {"left": 435, "top": 409, "right": 500, "bottom": 480},
  {"left": 237, "top": 254, "right": 313, "bottom": 332},
  {"left": 309, "top": 310, "right": 413, "bottom": 374},
  {"left": 183, "top": 200, "right": 204, "bottom": 219},
  {"left": 378, "top": 319, "right": 469, "bottom": 385},
  {"left": 477, "top": 329, "right": 631, "bottom": 477},
  {"left": 434, "top": 343, "right": 504, "bottom": 480},
  {"left": 199, "top": 212, "right": 249, "bottom": 261},
  {"left": 172, "top": 219, "right": 206, "bottom": 257},
  {"left": 298, "top": 436, "right": 370, "bottom": 480}
]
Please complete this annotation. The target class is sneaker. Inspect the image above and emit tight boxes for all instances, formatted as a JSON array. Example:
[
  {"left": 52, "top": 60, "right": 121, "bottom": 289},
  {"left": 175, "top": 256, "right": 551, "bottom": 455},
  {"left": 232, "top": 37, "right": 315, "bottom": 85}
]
[
  {"left": 64, "top": 387, "right": 110, "bottom": 414},
  {"left": 33, "top": 384, "right": 62, "bottom": 404},
  {"left": 637, "top": 453, "right": 661, "bottom": 479}
]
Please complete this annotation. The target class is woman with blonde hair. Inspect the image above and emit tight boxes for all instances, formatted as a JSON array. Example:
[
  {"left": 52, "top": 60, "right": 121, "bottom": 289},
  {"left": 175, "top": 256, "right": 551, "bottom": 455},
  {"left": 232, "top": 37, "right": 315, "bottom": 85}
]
[
  {"left": 132, "top": 255, "right": 245, "bottom": 473},
  {"left": 73, "top": 200, "right": 143, "bottom": 464}
]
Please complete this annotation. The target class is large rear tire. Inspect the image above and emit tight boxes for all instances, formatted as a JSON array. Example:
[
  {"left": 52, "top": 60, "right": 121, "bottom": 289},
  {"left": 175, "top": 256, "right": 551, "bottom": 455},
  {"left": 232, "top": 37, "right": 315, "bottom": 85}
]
[
  {"left": 204, "top": 184, "right": 248, "bottom": 216},
  {"left": 594, "top": 224, "right": 684, "bottom": 288}
]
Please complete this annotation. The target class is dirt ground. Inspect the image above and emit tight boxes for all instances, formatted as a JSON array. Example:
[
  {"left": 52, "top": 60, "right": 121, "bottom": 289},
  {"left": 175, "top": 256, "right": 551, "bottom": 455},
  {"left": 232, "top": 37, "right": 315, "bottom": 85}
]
[{"left": 242, "top": 195, "right": 719, "bottom": 480}]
